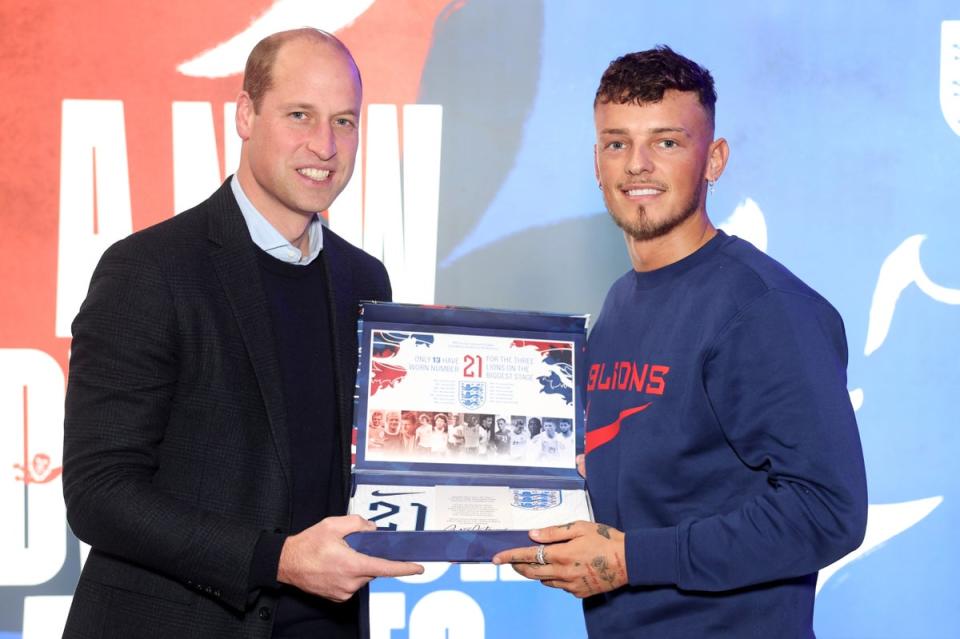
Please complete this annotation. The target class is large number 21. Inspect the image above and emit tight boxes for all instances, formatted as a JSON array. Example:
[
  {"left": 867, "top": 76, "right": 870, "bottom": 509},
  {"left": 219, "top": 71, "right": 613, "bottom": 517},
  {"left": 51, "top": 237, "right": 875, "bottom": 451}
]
[
  {"left": 463, "top": 354, "right": 484, "bottom": 377},
  {"left": 368, "top": 501, "right": 428, "bottom": 531}
]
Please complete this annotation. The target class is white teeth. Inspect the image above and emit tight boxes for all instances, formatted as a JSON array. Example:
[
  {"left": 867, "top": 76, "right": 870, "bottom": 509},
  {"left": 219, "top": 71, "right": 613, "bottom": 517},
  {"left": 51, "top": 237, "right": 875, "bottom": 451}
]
[
  {"left": 298, "top": 168, "right": 330, "bottom": 181},
  {"left": 626, "top": 188, "right": 660, "bottom": 196}
]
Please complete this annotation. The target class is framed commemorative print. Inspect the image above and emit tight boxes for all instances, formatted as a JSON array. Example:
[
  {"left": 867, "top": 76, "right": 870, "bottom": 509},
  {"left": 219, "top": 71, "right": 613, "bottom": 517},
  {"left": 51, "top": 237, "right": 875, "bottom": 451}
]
[{"left": 345, "top": 302, "right": 592, "bottom": 562}]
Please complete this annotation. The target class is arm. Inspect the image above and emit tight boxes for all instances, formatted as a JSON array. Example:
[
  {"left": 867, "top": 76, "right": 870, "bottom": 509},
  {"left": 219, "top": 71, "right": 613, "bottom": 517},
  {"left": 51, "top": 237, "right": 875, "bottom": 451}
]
[
  {"left": 63, "top": 240, "right": 264, "bottom": 610},
  {"left": 497, "top": 291, "right": 867, "bottom": 596},
  {"left": 625, "top": 290, "right": 868, "bottom": 590}
]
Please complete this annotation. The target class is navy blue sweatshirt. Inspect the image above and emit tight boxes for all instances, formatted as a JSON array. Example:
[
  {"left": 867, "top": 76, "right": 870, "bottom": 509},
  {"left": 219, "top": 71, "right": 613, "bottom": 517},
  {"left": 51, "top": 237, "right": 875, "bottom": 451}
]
[{"left": 583, "top": 231, "right": 867, "bottom": 638}]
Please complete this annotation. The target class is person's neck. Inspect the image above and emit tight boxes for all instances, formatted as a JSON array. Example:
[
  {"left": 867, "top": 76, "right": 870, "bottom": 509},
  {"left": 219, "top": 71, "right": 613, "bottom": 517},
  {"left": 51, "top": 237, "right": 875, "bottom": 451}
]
[
  {"left": 625, "top": 212, "right": 716, "bottom": 272},
  {"left": 236, "top": 168, "right": 314, "bottom": 253}
]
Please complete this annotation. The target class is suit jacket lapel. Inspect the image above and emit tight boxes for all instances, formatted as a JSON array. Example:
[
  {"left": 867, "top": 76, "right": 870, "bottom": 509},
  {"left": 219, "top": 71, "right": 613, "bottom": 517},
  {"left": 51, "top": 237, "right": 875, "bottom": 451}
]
[
  {"left": 320, "top": 229, "right": 356, "bottom": 505},
  {"left": 206, "top": 181, "right": 292, "bottom": 495}
]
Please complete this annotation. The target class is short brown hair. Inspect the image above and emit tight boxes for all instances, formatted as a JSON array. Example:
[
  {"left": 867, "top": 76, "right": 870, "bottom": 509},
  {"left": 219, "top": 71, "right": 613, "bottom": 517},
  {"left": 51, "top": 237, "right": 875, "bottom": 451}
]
[
  {"left": 242, "top": 28, "right": 360, "bottom": 112},
  {"left": 594, "top": 46, "right": 716, "bottom": 125}
]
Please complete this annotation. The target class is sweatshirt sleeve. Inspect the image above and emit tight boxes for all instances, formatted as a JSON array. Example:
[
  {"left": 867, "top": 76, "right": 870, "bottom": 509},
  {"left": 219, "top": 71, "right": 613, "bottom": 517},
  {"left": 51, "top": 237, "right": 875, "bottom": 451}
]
[{"left": 624, "top": 289, "right": 867, "bottom": 591}]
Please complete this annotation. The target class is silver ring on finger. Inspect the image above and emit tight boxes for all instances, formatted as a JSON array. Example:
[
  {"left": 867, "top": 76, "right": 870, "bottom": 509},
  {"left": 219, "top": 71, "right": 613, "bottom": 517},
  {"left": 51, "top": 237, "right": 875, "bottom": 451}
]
[{"left": 536, "top": 544, "right": 547, "bottom": 566}]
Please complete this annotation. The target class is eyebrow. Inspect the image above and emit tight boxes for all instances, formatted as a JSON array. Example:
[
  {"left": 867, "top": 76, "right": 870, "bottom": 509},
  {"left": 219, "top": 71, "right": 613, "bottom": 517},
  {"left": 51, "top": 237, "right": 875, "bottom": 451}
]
[
  {"left": 599, "top": 126, "right": 690, "bottom": 136},
  {"left": 280, "top": 103, "right": 359, "bottom": 117}
]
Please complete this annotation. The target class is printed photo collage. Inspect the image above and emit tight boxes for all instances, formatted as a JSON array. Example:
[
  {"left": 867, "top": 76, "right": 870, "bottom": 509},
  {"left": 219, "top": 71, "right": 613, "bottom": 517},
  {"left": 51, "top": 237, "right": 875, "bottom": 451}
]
[{"left": 364, "top": 409, "right": 575, "bottom": 467}]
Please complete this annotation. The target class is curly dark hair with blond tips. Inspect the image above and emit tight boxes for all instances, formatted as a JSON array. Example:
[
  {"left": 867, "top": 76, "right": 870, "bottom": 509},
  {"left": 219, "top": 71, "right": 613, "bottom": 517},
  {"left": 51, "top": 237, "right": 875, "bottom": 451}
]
[{"left": 594, "top": 45, "right": 716, "bottom": 125}]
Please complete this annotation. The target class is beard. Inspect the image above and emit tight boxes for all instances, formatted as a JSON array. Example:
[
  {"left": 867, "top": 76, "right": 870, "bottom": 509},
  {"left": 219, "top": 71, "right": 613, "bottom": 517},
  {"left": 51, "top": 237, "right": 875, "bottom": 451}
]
[{"left": 605, "top": 178, "right": 706, "bottom": 242}]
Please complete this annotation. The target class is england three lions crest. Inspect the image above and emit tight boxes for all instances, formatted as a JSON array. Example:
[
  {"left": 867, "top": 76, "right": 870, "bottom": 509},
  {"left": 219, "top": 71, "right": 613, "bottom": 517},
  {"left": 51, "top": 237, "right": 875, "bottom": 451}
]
[
  {"left": 511, "top": 489, "right": 562, "bottom": 510},
  {"left": 459, "top": 381, "right": 486, "bottom": 410}
]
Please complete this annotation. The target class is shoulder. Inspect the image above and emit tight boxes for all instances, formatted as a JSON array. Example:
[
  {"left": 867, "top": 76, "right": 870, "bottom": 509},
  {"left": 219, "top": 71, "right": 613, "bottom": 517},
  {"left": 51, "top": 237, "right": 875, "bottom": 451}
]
[
  {"left": 709, "top": 234, "right": 841, "bottom": 322},
  {"left": 705, "top": 236, "right": 848, "bottom": 356},
  {"left": 713, "top": 236, "right": 821, "bottom": 299},
  {"left": 98, "top": 190, "right": 221, "bottom": 269}
]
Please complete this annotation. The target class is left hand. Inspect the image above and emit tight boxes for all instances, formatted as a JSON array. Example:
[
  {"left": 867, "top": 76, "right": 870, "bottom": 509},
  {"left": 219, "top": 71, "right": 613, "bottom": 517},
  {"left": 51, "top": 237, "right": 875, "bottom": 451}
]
[{"left": 492, "top": 521, "right": 628, "bottom": 598}]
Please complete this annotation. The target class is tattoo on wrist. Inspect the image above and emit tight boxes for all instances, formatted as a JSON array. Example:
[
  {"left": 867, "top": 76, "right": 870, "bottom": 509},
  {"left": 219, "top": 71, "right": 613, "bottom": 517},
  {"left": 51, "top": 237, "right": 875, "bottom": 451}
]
[{"left": 597, "top": 524, "right": 610, "bottom": 539}]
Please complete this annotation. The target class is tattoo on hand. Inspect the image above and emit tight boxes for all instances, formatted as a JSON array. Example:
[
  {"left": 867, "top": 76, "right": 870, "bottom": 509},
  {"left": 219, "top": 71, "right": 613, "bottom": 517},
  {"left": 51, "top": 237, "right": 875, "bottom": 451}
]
[
  {"left": 597, "top": 524, "right": 610, "bottom": 539},
  {"left": 591, "top": 556, "right": 618, "bottom": 587},
  {"left": 560, "top": 522, "right": 574, "bottom": 530},
  {"left": 581, "top": 576, "right": 595, "bottom": 595}
]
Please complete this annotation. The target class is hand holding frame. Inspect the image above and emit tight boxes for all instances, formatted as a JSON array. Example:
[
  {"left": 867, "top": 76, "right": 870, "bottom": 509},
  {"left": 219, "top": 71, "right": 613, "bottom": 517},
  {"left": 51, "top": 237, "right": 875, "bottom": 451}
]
[{"left": 492, "top": 520, "right": 627, "bottom": 598}]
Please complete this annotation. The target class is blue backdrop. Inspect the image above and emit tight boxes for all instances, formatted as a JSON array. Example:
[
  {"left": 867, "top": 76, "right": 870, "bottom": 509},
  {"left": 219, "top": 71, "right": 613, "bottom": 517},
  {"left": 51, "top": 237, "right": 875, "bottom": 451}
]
[
  {"left": 0, "top": 1, "right": 957, "bottom": 637},
  {"left": 380, "top": 3, "right": 960, "bottom": 638}
]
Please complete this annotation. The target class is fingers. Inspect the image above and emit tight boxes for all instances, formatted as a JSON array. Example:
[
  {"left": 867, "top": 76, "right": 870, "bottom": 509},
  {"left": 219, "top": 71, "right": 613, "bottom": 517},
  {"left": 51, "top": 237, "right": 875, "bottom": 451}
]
[
  {"left": 322, "top": 514, "right": 377, "bottom": 536},
  {"left": 356, "top": 554, "right": 424, "bottom": 578},
  {"left": 492, "top": 545, "right": 539, "bottom": 566},
  {"left": 529, "top": 521, "right": 587, "bottom": 544},
  {"left": 511, "top": 565, "right": 594, "bottom": 599},
  {"left": 493, "top": 523, "right": 628, "bottom": 599},
  {"left": 576, "top": 454, "right": 586, "bottom": 478},
  {"left": 509, "top": 561, "right": 566, "bottom": 582}
]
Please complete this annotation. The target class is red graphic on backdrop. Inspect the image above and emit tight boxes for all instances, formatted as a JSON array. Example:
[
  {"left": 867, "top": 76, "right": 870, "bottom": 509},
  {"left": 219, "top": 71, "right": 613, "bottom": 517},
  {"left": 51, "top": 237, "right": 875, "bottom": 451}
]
[
  {"left": 13, "top": 454, "right": 62, "bottom": 485},
  {"left": 0, "top": 0, "right": 452, "bottom": 377},
  {"left": 12, "top": 386, "right": 62, "bottom": 485}
]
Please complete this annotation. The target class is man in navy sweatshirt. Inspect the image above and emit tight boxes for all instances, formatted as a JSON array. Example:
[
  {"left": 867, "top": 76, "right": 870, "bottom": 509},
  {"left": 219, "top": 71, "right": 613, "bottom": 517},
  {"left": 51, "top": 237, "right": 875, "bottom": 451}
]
[{"left": 495, "top": 46, "right": 867, "bottom": 638}]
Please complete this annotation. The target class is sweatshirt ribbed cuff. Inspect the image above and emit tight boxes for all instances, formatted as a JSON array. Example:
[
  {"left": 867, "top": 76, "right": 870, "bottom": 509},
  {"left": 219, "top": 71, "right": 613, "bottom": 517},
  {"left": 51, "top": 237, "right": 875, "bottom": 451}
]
[{"left": 625, "top": 527, "right": 679, "bottom": 587}]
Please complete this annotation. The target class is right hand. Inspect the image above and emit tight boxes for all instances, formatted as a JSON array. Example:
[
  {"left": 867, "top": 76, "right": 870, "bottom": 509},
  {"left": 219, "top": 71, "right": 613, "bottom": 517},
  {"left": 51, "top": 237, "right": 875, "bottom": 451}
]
[{"left": 277, "top": 515, "right": 424, "bottom": 602}]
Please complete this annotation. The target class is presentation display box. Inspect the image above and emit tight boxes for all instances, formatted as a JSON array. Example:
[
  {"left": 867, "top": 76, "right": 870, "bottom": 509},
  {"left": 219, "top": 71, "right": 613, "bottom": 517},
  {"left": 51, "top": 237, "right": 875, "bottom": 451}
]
[{"left": 345, "top": 302, "right": 592, "bottom": 562}]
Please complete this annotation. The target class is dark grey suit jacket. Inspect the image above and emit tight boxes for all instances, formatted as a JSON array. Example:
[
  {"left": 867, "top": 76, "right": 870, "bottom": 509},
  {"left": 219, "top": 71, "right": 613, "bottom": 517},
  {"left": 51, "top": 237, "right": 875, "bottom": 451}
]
[{"left": 62, "top": 180, "right": 390, "bottom": 638}]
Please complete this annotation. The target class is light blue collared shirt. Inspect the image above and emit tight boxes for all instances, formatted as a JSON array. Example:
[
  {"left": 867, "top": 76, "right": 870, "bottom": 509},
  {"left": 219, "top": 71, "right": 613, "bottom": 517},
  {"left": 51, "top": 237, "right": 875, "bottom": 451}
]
[{"left": 230, "top": 176, "right": 323, "bottom": 265}]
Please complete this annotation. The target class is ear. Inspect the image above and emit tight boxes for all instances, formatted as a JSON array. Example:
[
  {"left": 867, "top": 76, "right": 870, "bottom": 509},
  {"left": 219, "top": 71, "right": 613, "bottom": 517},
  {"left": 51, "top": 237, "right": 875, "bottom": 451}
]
[
  {"left": 594, "top": 144, "right": 602, "bottom": 186},
  {"left": 705, "top": 137, "right": 729, "bottom": 182},
  {"left": 235, "top": 91, "right": 255, "bottom": 141}
]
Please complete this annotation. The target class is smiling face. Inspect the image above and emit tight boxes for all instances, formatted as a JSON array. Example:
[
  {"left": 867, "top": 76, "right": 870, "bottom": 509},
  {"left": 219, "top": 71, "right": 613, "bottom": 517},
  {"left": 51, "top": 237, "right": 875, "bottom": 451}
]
[
  {"left": 386, "top": 412, "right": 401, "bottom": 435},
  {"left": 594, "top": 89, "right": 727, "bottom": 244},
  {"left": 235, "top": 35, "right": 361, "bottom": 237}
]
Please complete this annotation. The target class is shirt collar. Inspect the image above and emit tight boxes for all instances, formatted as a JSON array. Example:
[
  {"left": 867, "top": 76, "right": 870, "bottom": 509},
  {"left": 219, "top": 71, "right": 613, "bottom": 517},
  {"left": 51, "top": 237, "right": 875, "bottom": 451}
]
[{"left": 230, "top": 175, "right": 324, "bottom": 265}]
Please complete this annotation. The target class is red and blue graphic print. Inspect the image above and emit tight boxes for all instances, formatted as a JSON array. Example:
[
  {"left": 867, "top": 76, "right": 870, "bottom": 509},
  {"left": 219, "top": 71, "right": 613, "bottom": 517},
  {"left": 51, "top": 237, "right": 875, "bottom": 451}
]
[
  {"left": 370, "top": 331, "right": 435, "bottom": 396},
  {"left": 510, "top": 340, "right": 574, "bottom": 405}
]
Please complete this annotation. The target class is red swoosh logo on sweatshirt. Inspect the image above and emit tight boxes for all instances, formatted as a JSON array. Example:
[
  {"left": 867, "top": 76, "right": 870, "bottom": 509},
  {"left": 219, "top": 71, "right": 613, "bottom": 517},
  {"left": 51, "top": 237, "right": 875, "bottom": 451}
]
[{"left": 585, "top": 403, "right": 652, "bottom": 454}]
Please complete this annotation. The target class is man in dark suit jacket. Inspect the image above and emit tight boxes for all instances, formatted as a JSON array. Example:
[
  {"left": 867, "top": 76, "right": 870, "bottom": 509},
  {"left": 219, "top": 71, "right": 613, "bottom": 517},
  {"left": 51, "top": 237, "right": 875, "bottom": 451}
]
[{"left": 62, "top": 29, "right": 423, "bottom": 638}]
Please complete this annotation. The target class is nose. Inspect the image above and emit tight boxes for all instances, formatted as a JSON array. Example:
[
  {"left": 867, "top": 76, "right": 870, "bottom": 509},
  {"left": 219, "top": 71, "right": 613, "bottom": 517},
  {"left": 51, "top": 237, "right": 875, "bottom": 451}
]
[
  {"left": 306, "top": 122, "right": 337, "bottom": 161},
  {"left": 625, "top": 145, "right": 653, "bottom": 176}
]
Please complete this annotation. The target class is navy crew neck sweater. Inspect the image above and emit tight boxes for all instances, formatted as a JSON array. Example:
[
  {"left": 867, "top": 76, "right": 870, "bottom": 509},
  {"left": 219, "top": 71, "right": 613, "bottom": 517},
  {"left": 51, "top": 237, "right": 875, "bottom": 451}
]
[
  {"left": 583, "top": 231, "right": 867, "bottom": 638},
  {"left": 254, "top": 250, "right": 358, "bottom": 638}
]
